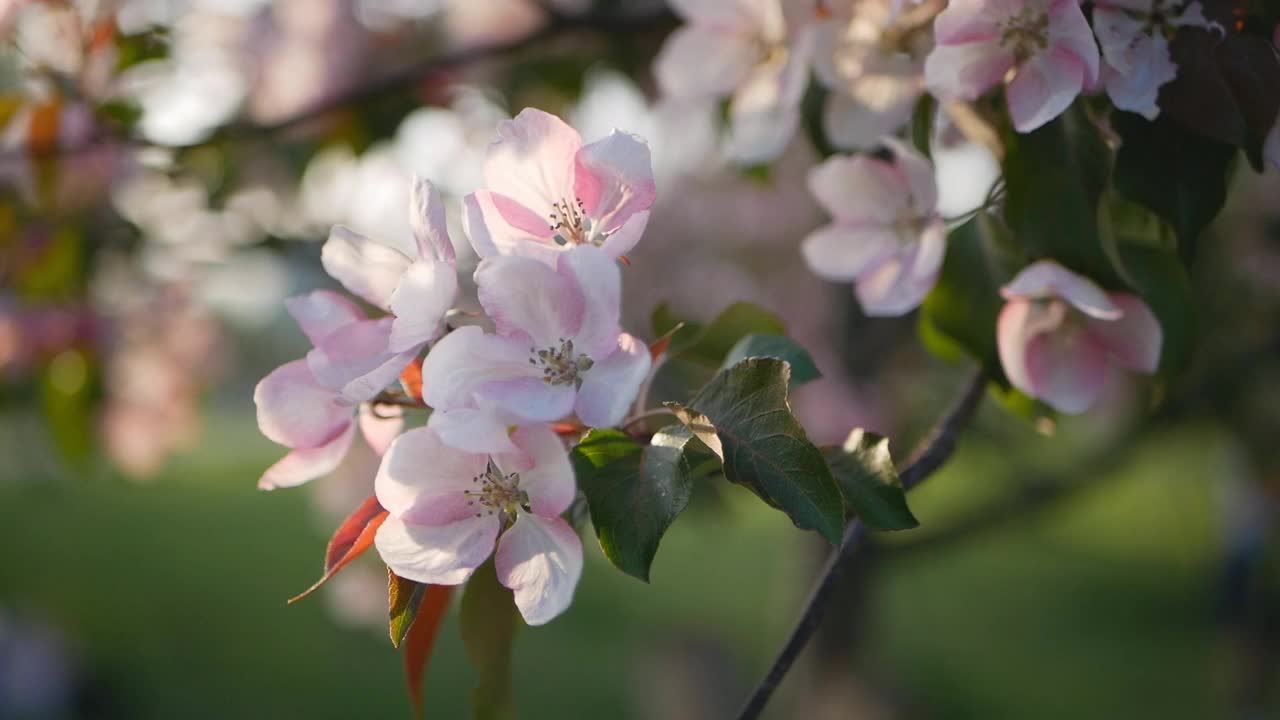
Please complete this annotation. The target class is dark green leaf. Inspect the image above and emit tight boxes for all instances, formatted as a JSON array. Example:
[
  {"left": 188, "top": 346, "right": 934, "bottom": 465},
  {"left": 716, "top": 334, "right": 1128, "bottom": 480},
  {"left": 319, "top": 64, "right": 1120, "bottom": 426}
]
[
  {"left": 679, "top": 358, "right": 845, "bottom": 544},
  {"left": 649, "top": 302, "right": 702, "bottom": 354},
  {"left": 1115, "top": 245, "right": 1197, "bottom": 379},
  {"left": 570, "top": 429, "right": 695, "bottom": 582},
  {"left": 1113, "top": 111, "right": 1235, "bottom": 263},
  {"left": 388, "top": 571, "right": 426, "bottom": 648},
  {"left": 824, "top": 429, "right": 918, "bottom": 531},
  {"left": 460, "top": 560, "right": 519, "bottom": 720},
  {"left": 721, "top": 334, "right": 821, "bottom": 388},
  {"left": 681, "top": 302, "right": 787, "bottom": 366},
  {"left": 1002, "top": 105, "right": 1120, "bottom": 286}
]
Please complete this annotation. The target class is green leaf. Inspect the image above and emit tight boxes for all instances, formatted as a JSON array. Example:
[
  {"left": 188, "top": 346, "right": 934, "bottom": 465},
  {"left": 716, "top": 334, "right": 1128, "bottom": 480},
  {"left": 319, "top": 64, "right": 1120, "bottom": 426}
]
[
  {"left": 679, "top": 358, "right": 845, "bottom": 544},
  {"left": 1112, "top": 111, "right": 1235, "bottom": 263},
  {"left": 824, "top": 429, "right": 918, "bottom": 531},
  {"left": 650, "top": 302, "right": 701, "bottom": 352},
  {"left": 570, "top": 429, "right": 695, "bottom": 582},
  {"left": 460, "top": 560, "right": 520, "bottom": 720},
  {"left": 721, "top": 334, "right": 821, "bottom": 388},
  {"left": 681, "top": 302, "right": 786, "bottom": 366},
  {"left": 1002, "top": 105, "right": 1120, "bottom": 286},
  {"left": 1115, "top": 244, "right": 1197, "bottom": 379},
  {"left": 388, "top": 571, "right": 426, "bottom": 648}
]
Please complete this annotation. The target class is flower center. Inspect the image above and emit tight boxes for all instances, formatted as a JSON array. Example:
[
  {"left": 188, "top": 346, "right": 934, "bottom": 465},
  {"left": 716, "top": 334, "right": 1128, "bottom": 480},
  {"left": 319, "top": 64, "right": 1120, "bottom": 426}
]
[
  {"left": 548, "top": 197, "right": 598, "bottom": 246},
  {"left": 529, "top": 337, "right": 594, "bottom": 389},
  {"left": 463, "top": 460, "right": 529, "bottom": 520},
  {"left": 1000, "top": 8, "right": 1050, "bottom": 63}
]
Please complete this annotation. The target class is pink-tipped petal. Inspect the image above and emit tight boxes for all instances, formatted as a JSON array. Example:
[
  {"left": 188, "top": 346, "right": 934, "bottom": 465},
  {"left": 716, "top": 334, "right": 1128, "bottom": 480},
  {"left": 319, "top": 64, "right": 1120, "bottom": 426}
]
[
  {"left": 375, "top": 426, "right": 489, "bottom": 523},
  {"left": 557, "top": 245, "right": 622, "bottom": 358},
  {"left": 483, "top": 108, "right": 582, "bottom": 217},
  {"left": 573, "top": 131, "right": 657, "bottom": 237},
  {"left": 654, "top": 24, "right": 758, "bottom": 98},
  {"left": 306, "top": 318, "right": 417, "bottom": 404},
  {"left": 801, "top": 225, "right": 900, "bottom": 283},
  {"left": 494, "top": 513, "right": 583, "bottom": 626},
  {"left": 924, "top": 42, "right": 1015, "bottom": 102},
  {"left": 1006, "top": 46, "right": 1087, "bottom": 133},
  {"left": 375, "top": 514, "right": 499, "bottom": 586},
  {"left": 258, "top": 422, "right": 356, "bottom": 490},
  {"left": 427, "top": 406, "right": 521, "bottom": 456},
  {"left": 476, "top": 254, "right": 581, "bottom": 350},
  {"left": 285, "top": 290, "right": 364, "bottom": 346},
  {"left": 254, "top": 359, "right": 351, "bottom": 448},
  {"left": 598, "top": 209, "right": 651, "bottom": 259},
  {"left": 932, "top": 0, "right": 1009, "bottom": 44},
  {"left": 409, "top": 176, "right": 455, "bottom": 264},
  {"left": 1000, "top": 260, "right": 1121, "bottom": 319},
  {"left": 388, "top": 258, "right": 457, "bottom": 352},
  {"left": 498, "top": 425, "right": 575, "bottom": 517},
  {"left": 1048, "top": 0, "right": 1100, "bottom": 87},
  {"left": 321, "top": 225, "right": 413, "bottom": 309},
  {"left": 1023, "top": 325, "right": 1108, "bottom": 414},
  {"left": 421, "top": 327, "right": 544, "bottom": 413},
  {"left": 575, "top": 333, "right": 652, "bottom": 429},
  {"left": 1086, "top": 292, "right": 1162, "bottom": 374},
  {"left": 464, "top": 190, "right": 563, "bottom": 266},
  {"left": 358, "top": 403, "right": 403, "bottom": 456},
  {"left": 854, "top": 253, "right": 934, "bottom": 317}
]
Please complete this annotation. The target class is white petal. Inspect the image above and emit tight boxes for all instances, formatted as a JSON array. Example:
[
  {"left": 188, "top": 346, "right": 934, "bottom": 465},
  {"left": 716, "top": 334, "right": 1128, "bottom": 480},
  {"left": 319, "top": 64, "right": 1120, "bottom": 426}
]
[
  {"left": 483, "top": 108, "right": 581, "bottom": 217},
  {"left": 306, "top": 318, "right": 417, "bottom": 403},
  {"left": 807, "top": 153, "right": 908, "bottom": 224},
  {"left": 1006, "top": 46, "right": 1087, "bottom": 133},
  {"left": 254, "top": 359, "right": 351, "bottom": 448},
  {"left": 476, "top": 254, "right": 581, "bottom": 349},
  {"left": 823, "top": 84, "right": 919, "bottom": 151},
  {"left": 801, "top": 225, "right": 900, "bottom": 283},
  {"left": 427, "top": 406, "right": 521, "bottom": 456},
  {"left": 463, "top": 190, "right": 564, "bottom": 266},
  {"left": 375, "top": 514, "right": 499, "bottom": 586},
  {"left": 654, "top": 24, "right": 758, "bottom": 98},
  {"left": 497, "top": 425, "right": 575, "bottom": 517},
  {"left": 495, "top": 514, "right": 583, "bottom": 626},
  {"left": 557, "top": 245, "right": 622, "bottom": 358},
  {"left": 409, "top": 176, "right": 455, "bottom": 264},
  {"left": 1000, "top": 260, "right": 1121, "bottom": 319},
  {"left": 573, "top": 131, "right": 657, "bottom": 238},
  {"left": 574, "top": 333, "right": 652, "bottom": 428},
  {"left": 258, "top": 422, "right": 355, "bottom": 490},
  {"left": 421, "top": 326, "right": 545, "bottom": 412},
  {"left": 924, "top": 42, "right": 1015, "bottom": 102},
  {"left": 375, "top": 426, "right": 489, "bottom": 522},
  {"left": 321, "top": 225, "right": 413, "bottom": 309},
  {"left": 388, "top": 258, "right": 458, "bottom": 352},
  {"left": 285, "top": 290, "right": 364, "bottom": 346}
]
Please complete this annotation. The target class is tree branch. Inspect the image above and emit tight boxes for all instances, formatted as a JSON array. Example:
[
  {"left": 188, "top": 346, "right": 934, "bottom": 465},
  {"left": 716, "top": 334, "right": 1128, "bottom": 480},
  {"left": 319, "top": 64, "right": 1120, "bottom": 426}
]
[{"left": 735, "top": 368, "right": 987, "bottom": 720}]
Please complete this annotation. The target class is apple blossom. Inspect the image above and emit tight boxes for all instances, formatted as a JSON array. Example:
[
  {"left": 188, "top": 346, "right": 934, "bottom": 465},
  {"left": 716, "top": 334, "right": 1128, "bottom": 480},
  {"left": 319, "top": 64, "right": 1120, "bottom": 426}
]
[
  {"left": 374, "top": 424, "right": 582, "bottom": 626},
  {"left": 801, "top": 139, "right": 945, "bottom": 316},
  {"left": 463, "top": 108, "right": 656, "bottom": 266},
  {"left": 422, "top": 245, "right": 650, "bottom": 454},
  {"left": 653, "top": 0, "right": 815, "bottom": 163},
  {"left": 997, "top": 260, "right": 1162, "bottom": 414},
  {"left": 924, "top": 0, "right": 1100, "bottom": 133},
  {"left": 1092, "top": 0, "right": 1216, "bottom": 120}
]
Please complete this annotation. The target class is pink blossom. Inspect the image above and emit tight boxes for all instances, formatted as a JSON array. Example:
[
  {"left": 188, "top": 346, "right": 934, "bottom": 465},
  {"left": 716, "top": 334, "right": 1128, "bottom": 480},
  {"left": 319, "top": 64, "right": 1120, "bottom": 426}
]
[
  {"left": 1093, "top": 0, "right": 1216, "bottom": 119},
  {"left": 463, "top": 108, "right": 655, "bottom": 266},
  {"left": 997, "top": 261, "right": 1162, "bottom": 414},
  {"left": 374, "top": 424, "right": 582, "bottom": 626},
  {"left": 801, "top": 139, "right": 945, "bottom": 316},
  {"left": 422, "top": 245, "right": 650, "bottom": 454},
  {"left": 924, "top": 0, "right": 1100, "bottom": 133},
  {"left": 653, "top": 0, "right": 815, "bottom": 163}
]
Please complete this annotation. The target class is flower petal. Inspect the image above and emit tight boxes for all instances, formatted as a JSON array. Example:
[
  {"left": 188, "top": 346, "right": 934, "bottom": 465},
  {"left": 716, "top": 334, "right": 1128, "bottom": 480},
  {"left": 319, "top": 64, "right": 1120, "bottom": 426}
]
[
  {"left": 498, "top": 424, "right": 575, "bottom": 517},
  {"left": 358, "top": 403, "right": 403, "bottom": 456},
  {"left": 421, "top": 326, "right": 545, "bottom": 412},
  {"left": 1023, "top": 324, "right": 1108, "bottom": 414},
  {"left": 388, "top": 258, "right": 458, "bottom": 352},
  {"left": 1048, "top": 0, "right": 1100, "bottom": 88},
  {"left": 476, "top": 253, "right": 582, "bottom": 350},
  {"left": 1006, "top": 46, "right": 1087, "bottom": 133},
  {"left": 254, "top": 359, "right": 351, "bottom": 448},
  {"left": 854, "top": 253, "right": 933, "bottom": 317},
  {"left": 427, "top": 406, "right": 521, "bottom": 456},
  {"left": 463, "top": 190, "right": 564, "bottom": 265},
  {"left": 823, "top": 82, "right": 919, "bottom": 151},
  {"left": 473, "top": 377, "right": 578, "bottom": 424},
  {"left": 807, "top": 153, "right": 907, "bottom": 224},
  {"left": 573, "top": 131, "right": 657, "bottom": 238},
  {"left": 1000, "top": 260, "right": 1121, "bottom": 319},
  {"left": 321, "top": 225, "right": 413, "bottom": 309},
  {"left": 1086, "top": 292, "right": 1162, "bottom": 374},
  {"left": 654, "top": 24, "right": 758, "bottom": 98},
  {"left": 575, "top": 333, "right": 651, "bottom": 428},
  {"left": 409, "top": 176, "right": 455, "bottom": 264},
  {"left": 494, "top": 514, "right": 583, "bottom": 626},
  {"left": 375, "top": 513, "right": 499, "bottom": 586},
  {"left": 258, "top": 422, "right": 356, "bottom": 490},
  {"left": 558, "top": 245, "right": 622, "bottom": 358},
  {"left": 801, "top": 225, "right": 900, "bottom": 283},
  {"left": 285, "top": 290, "right": 365, "bottom": 346},
  {"left": 375, "top": 426, "right": 489, "bottom": 522},
  {"left": 306, "top": 318, "right": 417, "bottom": 403},
  {"left": 483, "top": 108, "right": 582, "bottom": 218},
  {"left": 599, "top": 209, "right": 650, "bottom": 259},
  {"left": 882, "top": 137, "right": 939, "bottom": 213},
  {"left": 924, "top": 42, "right": 1015, "bottom": 101}
]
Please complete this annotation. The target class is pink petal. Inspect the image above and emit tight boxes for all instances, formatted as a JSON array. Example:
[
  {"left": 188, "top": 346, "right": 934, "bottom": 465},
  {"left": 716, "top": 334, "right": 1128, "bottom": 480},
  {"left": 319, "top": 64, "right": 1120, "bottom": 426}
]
[
  {"left": 464, "top": 190, "right": 563, "bottom": 266},
  {"left": 427, "top": 406, "right": 522, "bottom": 456},
  {"left": 388, "top": 258, "right": 457, "bottom": 352},
  {"left": 1086, "top": 292, "right": 1162, "bottom": 374},
  {"left": 258, "top": 422, "right": 356, "bottom": 490},
  {"left": 1023, "top": 325, "right": 1108, "bottom": 414},
  {"left": 285, "top": 290, "right": 364, "bottom": 346},
  {"left": 668, "top": 0, "right": 762, "bottom": 28},
  {"left": 599, "top": 209, "right": 650, "bottom": 259},
  {"left": 932, "top": 0, "right": 1010, "bottom": 45},
  {"left": 1048, "top": 0, "right": 1100, "bottom": 88},
  {"left": 574, "top": 333, "right": 652, "bottom": 428},
  {"left": 924, "top": 42, "right": 1015, "bottom": 102},
  {"left": 855, "top": 253, "right": 933, "bottom": 317},
  {"left": 494, "top": 513, "right": 583, "bottom": 626},
  {"left": 653, "top": 24, "right": 758, "bottom": 98},
  {"left": 476, "top": 254, "right": 582, "bottom": 350},
  {"left": 497, "top": 425, "right": 575, "bottom": 517},
  {"left": 376, "top": 426, "right": 489, "bottom": 524},
  {"left": 421, "top": 326, "right": 546, "bottom": 412},
  {"left": 254, "top": 359, "right": 351, "bottom": 448},
  {"left": 807, "top": 154, "right": 908, "bottom": 224},
  {"left": 409, "top": 176, "right": 455, "bottom": 264},
  {"left": 557, "top": 245, "right": 622, "bottom": 359},
  {"left": 358, "top": 403, "right": 402, "bottom": 456},
  {"left": 726, "top": 57, "right": 804, "bottom": 163},
  {"left": 881, "top": 137, "right": 940, "bottom": 213},
  {"left": 1098, "top": 29, "right": 1174, "bottom": 119},
  {"left": 306, "top": 318, "right": 418, "bottom": 403},
  {"left": 473, "top": 377, "right": 578, "bottom": 424},
  {"left": 801, "top": 225, "right": 900, "bottom": 283},
  {"left": 1006, "top": 46, "right": 1087, "bottom": 133},
  {"left": 1000, "top": 260, "right": 1121, "bottom": 319},
  {"left": 321, "top": 225, "right": 413, "bottom": 309},
  {"left": 573, "top": 131, "right": 656, "bottom": 238},
  {"left": 822, "top": 80, "right": 920, "bottom": 151},
  {"left": 375, "top": 513, "right": 499, "bottom": 586},
  {"left": 483, "top": 108, "right": 581, "bottom": 219}
]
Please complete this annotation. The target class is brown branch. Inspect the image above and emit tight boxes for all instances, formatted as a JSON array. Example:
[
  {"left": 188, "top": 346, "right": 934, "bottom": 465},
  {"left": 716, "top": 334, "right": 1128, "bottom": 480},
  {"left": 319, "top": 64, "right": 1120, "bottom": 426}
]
[{"left": 735, "top": 368, "right": 987, "bottom": 720}]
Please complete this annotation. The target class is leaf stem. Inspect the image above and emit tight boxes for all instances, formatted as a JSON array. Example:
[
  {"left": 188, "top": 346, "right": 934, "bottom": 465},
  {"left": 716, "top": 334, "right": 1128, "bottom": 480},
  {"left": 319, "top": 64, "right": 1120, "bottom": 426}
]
[
  {"left": 734, "top": 369, "right": 987, "bottom": 719},
  {"left": 619, "top": 407, "right": 676, "bottom": 432}
]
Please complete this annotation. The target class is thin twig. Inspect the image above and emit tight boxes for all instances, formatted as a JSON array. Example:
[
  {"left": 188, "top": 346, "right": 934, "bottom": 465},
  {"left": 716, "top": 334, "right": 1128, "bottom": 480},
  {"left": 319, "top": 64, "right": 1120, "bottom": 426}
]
[
  {"left": 735, "top": 368, "right": 987, "bottom": 720},
  {"left": 620, "top": 407, "right": 676, "bottom": 432}
]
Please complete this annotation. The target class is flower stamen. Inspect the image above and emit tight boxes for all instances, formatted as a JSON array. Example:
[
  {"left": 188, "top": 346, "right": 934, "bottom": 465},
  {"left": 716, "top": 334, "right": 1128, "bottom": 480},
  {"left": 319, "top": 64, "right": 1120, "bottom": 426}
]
[{"left": 528, "top": 337, "right": 594, "bottom": 389}]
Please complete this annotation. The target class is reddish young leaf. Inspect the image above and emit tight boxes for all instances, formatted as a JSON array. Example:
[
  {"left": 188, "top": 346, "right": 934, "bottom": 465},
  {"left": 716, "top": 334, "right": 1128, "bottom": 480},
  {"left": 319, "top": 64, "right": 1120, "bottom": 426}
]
[
  {"left": 404, "top": 584, "right": 453, "bottom": 718},
  {"left": 648, "top": 321, "right": 687, "bottom": 361},
  {"left": 287, "top": 495, "right": 388, "bottom": 604},
  {"left": 400, "top": 358, "right": 424, "bottom": 401}
]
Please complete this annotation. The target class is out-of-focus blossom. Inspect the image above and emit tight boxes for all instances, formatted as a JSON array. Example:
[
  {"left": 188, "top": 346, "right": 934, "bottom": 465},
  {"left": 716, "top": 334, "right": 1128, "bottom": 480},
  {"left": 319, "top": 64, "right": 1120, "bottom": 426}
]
[
  {"left": 925, "top": 0, "right": 1099, "bottom": 133},
  {"left": 801, "top": 139, "right": 944, "bottom": 316},
  {"left": 654, "top": 0, "right": 815, "bottom": 163},
  {"left": 464, "top": 108, "right": 656, "bottom": 265},
  {"left": 395, "top": 89, "right": 507, "bottom": 197},
  {"left": 997, "top": 260, "right": 1162, "bottom": 414},
  {"left": 375, "top": 424, "right": 582, "bottom": 625},
  {"left": 1092, "top": 0, "right": 1215, "bottom": 119},
  {"left": 423, "top": 245, "right": 650, "bottom": 453},
  {"left": 813, "top": 0, "right": 929, "bottom": 150},
  {"left": 248, "top": 0, "right": 369, "bottom": 124}
]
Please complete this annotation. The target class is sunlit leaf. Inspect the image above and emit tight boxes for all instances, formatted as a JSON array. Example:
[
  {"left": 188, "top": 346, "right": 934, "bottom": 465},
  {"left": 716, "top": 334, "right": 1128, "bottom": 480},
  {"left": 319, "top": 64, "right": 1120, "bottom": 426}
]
[
  {"left": 721, "top": 333, "right": 821, "bottom": 389},
  {"left": 824, "top": 429, "right": 917, "bottom": 531},
  {"left": 388, "top": 570, "right": 426, "bottom": 648}
]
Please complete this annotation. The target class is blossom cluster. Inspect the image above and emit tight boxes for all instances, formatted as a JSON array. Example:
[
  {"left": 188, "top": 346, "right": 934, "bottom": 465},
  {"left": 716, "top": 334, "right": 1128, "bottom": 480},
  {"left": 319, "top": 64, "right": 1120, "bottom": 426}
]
[{"left": 255, "top": 109, "right": 656, "bottom": 625}]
